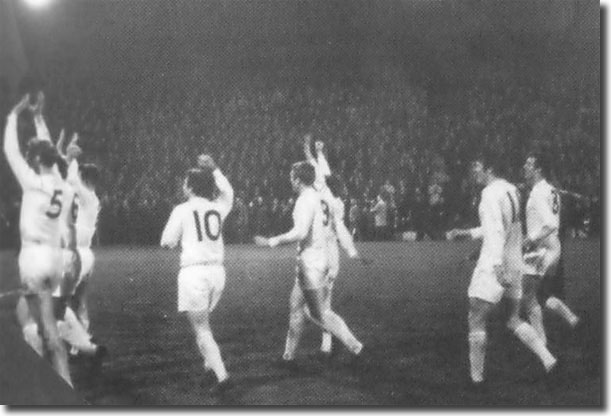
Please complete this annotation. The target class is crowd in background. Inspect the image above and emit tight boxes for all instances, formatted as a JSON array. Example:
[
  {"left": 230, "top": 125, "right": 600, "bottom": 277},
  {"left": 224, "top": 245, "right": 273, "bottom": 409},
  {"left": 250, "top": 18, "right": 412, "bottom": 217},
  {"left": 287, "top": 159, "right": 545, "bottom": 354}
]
[{"left": 0, "top": 53, "right": 600, "bottom": 247}]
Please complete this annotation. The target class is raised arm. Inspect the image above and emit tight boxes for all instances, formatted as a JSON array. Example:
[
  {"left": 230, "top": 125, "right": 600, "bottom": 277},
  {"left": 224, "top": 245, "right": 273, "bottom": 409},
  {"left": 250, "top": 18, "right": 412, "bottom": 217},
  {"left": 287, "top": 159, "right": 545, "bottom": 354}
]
[
  {"left": 302, "top": 134, "right": 315, "bottom": 164},
  {"left": 3, "top": 95, "right": 37, "bottom": 189},
  {"left": 31, "top": 92, "right": 52, "bottom": 143},
  {"left": 56, "top": 129, "right": 67, "bottom": 157},
  {"left": 198, "top": 154, "right": 234, "bottom": 214},
  {"left": 314, "top": 141, "right": 331, "bottom": 178}
]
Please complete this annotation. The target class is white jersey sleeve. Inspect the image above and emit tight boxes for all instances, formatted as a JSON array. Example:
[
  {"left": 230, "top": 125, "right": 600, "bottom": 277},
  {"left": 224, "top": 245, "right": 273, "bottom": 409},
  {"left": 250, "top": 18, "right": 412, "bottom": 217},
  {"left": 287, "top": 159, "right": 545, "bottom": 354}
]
[
  {"left": 33, "top": 115, "right": 52, "bottom": 143},
  {"left": 3, "top": 114, "right": 39, "bottom": 190},
  {"left": 213, "top": 169, "right": 234, "bottom": 218},
  {"left": 160, "top": 206, "right": 183, "bottom": 249},
  {"left": 332, "top": 198, "right": 358, "bottom": 257}
]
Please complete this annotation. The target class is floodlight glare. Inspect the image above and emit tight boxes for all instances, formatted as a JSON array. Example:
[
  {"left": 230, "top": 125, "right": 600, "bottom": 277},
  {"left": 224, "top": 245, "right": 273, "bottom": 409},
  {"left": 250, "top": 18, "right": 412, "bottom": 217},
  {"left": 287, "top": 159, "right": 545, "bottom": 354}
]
[{"left": 24, "top": 0, "right": 52, "bottom": 8}]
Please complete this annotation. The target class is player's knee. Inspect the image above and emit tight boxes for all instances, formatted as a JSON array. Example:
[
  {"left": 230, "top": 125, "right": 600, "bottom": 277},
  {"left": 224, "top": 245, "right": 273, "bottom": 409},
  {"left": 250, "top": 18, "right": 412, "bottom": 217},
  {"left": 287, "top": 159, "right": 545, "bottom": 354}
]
[{"left": 545, "top": 296, "right": 561, "bottom": 310}]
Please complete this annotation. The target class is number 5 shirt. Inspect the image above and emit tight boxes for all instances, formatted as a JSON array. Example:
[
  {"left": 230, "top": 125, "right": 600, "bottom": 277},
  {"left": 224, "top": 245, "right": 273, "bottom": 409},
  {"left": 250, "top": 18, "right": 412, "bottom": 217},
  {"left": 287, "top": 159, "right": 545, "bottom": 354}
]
[
  {"left": 469, "top": 179, "right": 523, "bottom": 272},
  {"left": 526, "top": 179, "right": 560, "bottom": 250},
  {"left": 161, "top": 169, "right": 234, "bottom": 267},
  {"left": 3, "top": 113, "right": 65, "bottom": 248}
]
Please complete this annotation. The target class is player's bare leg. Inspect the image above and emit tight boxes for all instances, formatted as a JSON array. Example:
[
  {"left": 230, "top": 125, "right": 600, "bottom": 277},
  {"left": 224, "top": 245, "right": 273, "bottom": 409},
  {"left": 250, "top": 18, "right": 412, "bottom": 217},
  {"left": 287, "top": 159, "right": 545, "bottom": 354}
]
[
  {"left": 320, "top": 279, "right": 335, "bottom": 355},
  {"left": 187, "top": 310, "right": 228, "bottom": 385},
  {"left": 283, "top": 282, "right": 307, "bottom": 362},
  {"left": 505, "top": 298, "right": 557, "bottom": 373},
  {"left": 545, "top": 297, "right": 580, "bottom": 328},
  {"left": 467, "top": 297, "right": 493, "bottom": 384},
  {"left": 33, "top": 291, "right": 72, "bottom": 386},
  {"left": 16, "top": 295, "right": 43, "bottom": 356},
  {"left": 522, "top": 275, "right": 547, "bottom": 345},
  {"left": 302, "top": 287, "right": 362, "bottom": 356}
]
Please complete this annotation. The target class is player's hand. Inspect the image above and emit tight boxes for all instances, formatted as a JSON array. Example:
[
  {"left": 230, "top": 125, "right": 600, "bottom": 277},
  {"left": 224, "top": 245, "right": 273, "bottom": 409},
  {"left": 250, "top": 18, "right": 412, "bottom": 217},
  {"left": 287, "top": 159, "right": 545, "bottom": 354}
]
[
  {"left": 253, "top": 235, "right": 270, "bottom": 247},
  {"left": 29, "top": 91, "right": 45, "bottom": 116},
  {"left": 446, "top": 229, "right": 459, "bottom": 240},
  {"left": 314, "top": 140, "right": 324, "bottom": 151},
  {"left": 197, "top": 154, "right": 217, "bottom": 170},
  {"left": 11, "top": 94, "right": 30, "bottom": 116}
]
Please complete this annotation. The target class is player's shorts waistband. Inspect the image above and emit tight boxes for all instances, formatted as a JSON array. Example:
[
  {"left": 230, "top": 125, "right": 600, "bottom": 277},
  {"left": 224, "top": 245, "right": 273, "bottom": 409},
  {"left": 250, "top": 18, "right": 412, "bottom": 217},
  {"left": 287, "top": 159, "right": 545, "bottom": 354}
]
[
  {"left": 21, "top": 239, "right": 60, "bottom": 248},
  {"left": 181, "top": 261, "right": 223, "bottom": 269}
]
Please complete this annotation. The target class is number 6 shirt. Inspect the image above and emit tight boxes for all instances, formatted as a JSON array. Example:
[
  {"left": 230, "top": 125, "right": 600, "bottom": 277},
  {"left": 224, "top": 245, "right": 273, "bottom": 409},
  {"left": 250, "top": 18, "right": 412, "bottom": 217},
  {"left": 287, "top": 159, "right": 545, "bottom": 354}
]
[{"left": 160, "top": 170, "right": 234, "bottom": 267}]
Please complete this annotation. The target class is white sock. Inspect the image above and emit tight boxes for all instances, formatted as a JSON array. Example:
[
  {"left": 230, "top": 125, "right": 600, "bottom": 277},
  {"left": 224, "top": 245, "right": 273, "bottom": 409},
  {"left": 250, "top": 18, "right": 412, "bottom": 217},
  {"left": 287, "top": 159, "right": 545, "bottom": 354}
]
[
  {"left": 283, "top": 308, "right": 306, "bottom": 361},
  {"left": 513, "top": 322, "right": 557, "bottom": 371},
  {"left": 318, "top": 311, "right": 362, "bottom": 355},
  {"left": 321, "top": 332, "right": 332, "bottom": 353},
  {"left": 196, "top": 330, "right": 228, "bottom": 382},
  {"left": 545, "top": 297, "right": 579, "bottom": 328},
  {"left": 468, "top": 331, "right": 486, "bottom": 383},
  {"left": 59, "top": 307, "right": 97, "bottom": 354},
  {"left": 22, "top": 323, "right": 43, "bottom": 357},
  {"left": 528, "top": 304, "right": 547, "bottom": 346}
]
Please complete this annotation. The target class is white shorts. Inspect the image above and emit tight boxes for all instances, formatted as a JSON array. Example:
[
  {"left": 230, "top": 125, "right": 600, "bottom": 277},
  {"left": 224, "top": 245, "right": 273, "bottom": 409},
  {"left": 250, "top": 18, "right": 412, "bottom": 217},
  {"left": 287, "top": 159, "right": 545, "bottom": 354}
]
[
  {"left": 19, "top": 244, "right": 62, "bottom": 294},
  {"left": 53, "top": 249, "right": 81, "bottom": 297},
  {"left": 178, "top": 265, "right": 225, "bottom": 313},
  {"left": 296, "top": 248, "right": 328, "bottom": 290},
  {"left": 78, "top": 247, "right": 95, "bottom": 284},
  {"left": 468, "top": 266, "right": 522, "bottom": 304},
  {"left": 523, "top": 247, "right": 560, "bottom": 277}
]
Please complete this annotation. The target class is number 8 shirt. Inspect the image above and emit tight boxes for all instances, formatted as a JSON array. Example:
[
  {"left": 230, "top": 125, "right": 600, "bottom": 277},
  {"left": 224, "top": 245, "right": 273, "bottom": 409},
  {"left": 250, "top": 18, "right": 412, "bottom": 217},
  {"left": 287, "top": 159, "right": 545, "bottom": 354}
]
[{"left": 523, "top": 179, "right": 561, "bottom": 276}]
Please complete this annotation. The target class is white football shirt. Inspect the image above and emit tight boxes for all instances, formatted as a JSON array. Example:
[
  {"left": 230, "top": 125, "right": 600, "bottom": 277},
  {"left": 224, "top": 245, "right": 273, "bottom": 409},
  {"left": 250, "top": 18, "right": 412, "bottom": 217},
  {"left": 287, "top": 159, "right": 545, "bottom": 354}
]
[
  {"left": 161, "top": 170, "right": 233, "bottom": 267},
  {"left": 470, "top": 179, "right": 523, "bottom": 270},
  {"left": 526, "top": 179, "right": 560, "bottom": 249}
]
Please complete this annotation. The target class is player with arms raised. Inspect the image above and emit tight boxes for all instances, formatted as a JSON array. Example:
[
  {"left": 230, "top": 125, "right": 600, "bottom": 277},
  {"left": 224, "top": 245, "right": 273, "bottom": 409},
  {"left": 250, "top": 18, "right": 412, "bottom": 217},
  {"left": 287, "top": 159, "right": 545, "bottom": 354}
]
[
  {"left": 160, "top": 154, "right": 233, "bottom": 394},
  {"left": 3, "top": 94, "right": 72, "bottom": 385},
  {"left": 303, "top": 135, "right": 369, "bottom": 357},
  {"left": 447, "top": 154, "right": 560, "bottom": 389},
  {"left": 254, "top": 161, "right": 365, "bottom": 368}
]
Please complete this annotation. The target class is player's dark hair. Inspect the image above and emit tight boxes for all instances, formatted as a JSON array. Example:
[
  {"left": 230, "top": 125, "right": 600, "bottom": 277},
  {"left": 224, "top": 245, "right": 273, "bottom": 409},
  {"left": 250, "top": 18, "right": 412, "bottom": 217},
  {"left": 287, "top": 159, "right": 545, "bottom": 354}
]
[
  {"left": 325, "top": 174, "right": 345, "bottom": 199},
  {"left": 291, "top": 161, "right": 316, "bottom": 186},
  {"left": 474, "top": 150, "right": 506, "bottom": 177},
  {"left": 527, "top": 151, "right": 552, "bottom": 179},
  {"left": 187, "top": 168, "right": 216, "bottom": 200},
  {"left": 27, "top": 139, "right": 60, "bottom": 169},
  {"left": 80, "top": 164, "right": 100, "bottom": 188}
]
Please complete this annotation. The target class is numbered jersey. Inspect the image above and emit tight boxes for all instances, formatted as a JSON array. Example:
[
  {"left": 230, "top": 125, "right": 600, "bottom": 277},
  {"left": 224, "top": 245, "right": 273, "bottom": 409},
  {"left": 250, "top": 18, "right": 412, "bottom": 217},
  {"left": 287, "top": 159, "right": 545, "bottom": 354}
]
[
  {"left": 293, "top": 187, "right": 327, "bottom": 255},
  {"left": 59, "top": 183, "right": 78, "bottom": 249},
  {"left": 161, "top": 196, "right": 231, "bottom": 267},
  {"left": 19, "top": 171, "right": 67, "bottom": 247},
  {"left": 526, "top": 179, "right": 560, "bottom": 250},
  {"left": 473, "top": 179, "right": 523, "bottom": 270},
  {"left": 67, "top": 161, "right": 100, "bottom": 248},
  {"left": 318, "top": 186, "right": 342, "bottom": 242}
]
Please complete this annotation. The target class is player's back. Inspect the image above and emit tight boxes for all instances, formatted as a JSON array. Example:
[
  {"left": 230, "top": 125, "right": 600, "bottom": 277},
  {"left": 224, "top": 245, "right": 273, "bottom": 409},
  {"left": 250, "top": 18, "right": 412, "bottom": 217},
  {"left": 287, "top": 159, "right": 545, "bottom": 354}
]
[
  {"left": 295, "top": 188, "right": 327, "bottom": 256},
  {"left": 176, "top": 197, "right": 228, "bottom": 267},
  {"left": 20, "top": 171, "right": 66, "bottom": 247},
  {"left": 58, "top": 181, "right": 78, "bottom": 249},
  {"left": 493, "top": 179, "right": 523, "bottom": 270}
]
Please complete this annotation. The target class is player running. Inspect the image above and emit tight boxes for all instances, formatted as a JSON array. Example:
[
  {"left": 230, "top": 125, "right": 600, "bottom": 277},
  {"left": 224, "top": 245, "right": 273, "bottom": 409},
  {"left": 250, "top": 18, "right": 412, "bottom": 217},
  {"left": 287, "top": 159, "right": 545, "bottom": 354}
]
[
  {"left": 55, "top": 131, "right": 105, "bottom": 360},
  {"left": 522, "top": 152, "right": 583, "bottom": 345},
  {"left": 446, "top": 154, "right": 560, "bottom": 390},
  {"left": 303, "top": 135, "right": 368, "bottom": 357},
  {"left": 3, "top": 94, "right": 72, "bottom": 386},
  {"left": 160, "top": 154, "right": 233, "bottom": 395},
  {"left": 254, "top": 161, "right": 365, "bottom": 368}
]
